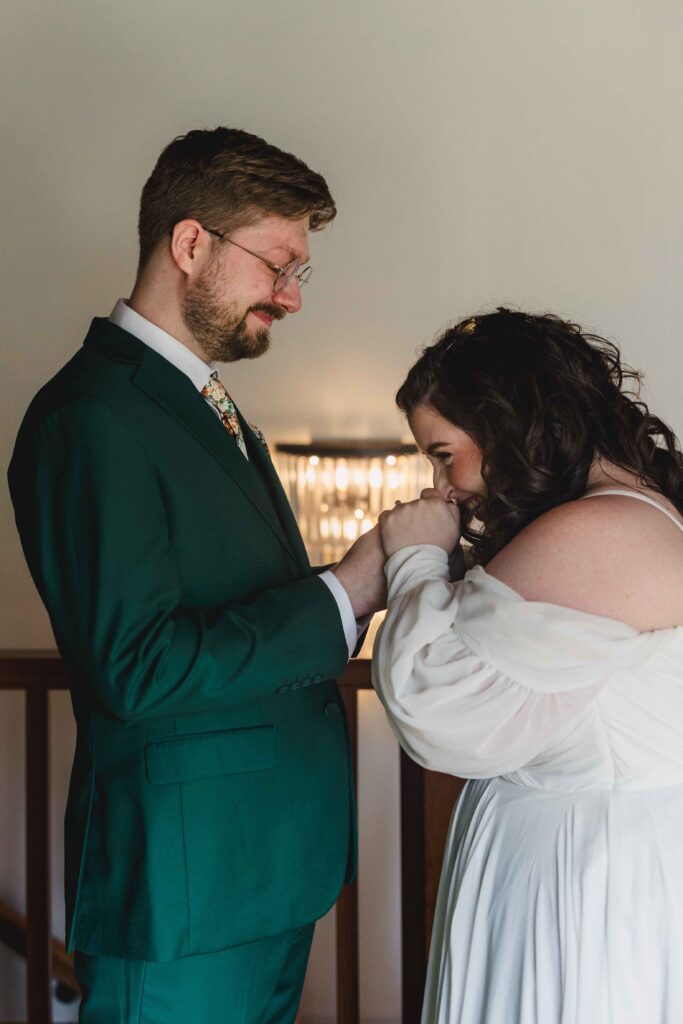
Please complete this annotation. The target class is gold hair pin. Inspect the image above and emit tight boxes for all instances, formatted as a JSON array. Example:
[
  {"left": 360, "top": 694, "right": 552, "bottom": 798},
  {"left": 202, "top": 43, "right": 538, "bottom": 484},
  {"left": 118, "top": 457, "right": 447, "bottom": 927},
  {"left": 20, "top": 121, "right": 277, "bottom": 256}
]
[{"left": 457, "top": 318, "right": 477, "bottom": 335}]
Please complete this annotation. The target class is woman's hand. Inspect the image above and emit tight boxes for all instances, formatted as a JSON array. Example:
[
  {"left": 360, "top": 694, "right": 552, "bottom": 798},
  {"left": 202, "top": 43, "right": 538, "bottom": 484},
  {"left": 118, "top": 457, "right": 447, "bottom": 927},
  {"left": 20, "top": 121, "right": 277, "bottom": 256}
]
[{"left": 378, "top": 489, "right": 461, "bottom": 557}]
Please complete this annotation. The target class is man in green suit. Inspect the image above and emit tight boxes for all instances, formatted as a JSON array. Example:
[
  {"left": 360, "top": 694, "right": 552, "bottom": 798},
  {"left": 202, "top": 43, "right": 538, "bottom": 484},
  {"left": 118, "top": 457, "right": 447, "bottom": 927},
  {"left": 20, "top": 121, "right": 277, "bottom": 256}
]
[{"left": 8, "top": 127, "right": 385, "bottom": 1023}]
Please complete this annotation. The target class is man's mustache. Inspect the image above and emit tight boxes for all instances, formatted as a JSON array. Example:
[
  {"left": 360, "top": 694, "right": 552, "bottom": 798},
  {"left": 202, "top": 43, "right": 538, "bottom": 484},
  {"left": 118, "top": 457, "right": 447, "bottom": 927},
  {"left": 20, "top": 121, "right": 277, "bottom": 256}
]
[{"left": 248, "top": 304, "right": 286, "bottom": 322}]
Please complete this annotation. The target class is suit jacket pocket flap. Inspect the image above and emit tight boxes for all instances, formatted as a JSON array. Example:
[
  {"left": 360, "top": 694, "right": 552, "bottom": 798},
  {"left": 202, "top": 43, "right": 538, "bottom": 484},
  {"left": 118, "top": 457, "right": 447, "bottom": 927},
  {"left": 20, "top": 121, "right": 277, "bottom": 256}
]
[{"left": 145, "top": 726, "right": 276, "bottom": 784}]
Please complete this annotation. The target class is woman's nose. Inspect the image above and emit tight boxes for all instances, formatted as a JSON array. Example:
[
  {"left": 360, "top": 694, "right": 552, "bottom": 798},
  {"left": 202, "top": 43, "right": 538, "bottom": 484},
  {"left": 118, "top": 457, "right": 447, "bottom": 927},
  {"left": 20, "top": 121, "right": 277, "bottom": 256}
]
[{"left": 434, "top": 464, "right": 456, "bottom": 501}]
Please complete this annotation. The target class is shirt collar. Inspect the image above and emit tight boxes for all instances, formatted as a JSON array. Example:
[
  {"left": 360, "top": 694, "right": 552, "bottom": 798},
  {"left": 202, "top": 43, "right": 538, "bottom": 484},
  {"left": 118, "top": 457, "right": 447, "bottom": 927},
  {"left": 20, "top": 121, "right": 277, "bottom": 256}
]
[{"left": 109, "top": 299, "right": 217, "bottom": 392}]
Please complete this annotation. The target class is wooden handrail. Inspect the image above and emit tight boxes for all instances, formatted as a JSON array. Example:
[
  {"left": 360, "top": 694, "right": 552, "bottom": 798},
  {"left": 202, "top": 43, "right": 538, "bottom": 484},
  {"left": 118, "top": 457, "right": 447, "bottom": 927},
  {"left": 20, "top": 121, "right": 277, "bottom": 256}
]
[
  {"left": 0, "top": 650, "right": 68, "bottom": 690},
  {"left": 0, "top": 651, "right": 456, "bottom": 1024}
]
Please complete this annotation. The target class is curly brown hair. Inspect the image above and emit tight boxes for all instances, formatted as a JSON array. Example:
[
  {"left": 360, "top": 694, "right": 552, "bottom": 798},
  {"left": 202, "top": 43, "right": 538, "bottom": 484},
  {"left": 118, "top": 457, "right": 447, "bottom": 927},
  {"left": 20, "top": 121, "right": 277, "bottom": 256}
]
[
  {"left": 396, "top": 308, "right": 683, "bottom": 564},
  {"left": 137, "top": 127, "right": 336, "bottom": 272}
]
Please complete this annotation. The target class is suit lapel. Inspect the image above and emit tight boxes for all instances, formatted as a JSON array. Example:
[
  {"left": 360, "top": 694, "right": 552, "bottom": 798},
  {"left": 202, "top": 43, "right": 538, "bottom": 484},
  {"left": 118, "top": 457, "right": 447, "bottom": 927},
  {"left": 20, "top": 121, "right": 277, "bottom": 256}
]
[
  {"left": 85, "top": 320, "right": 300, "bottom": 569},
  {"left": 241, "top": 420, "right": 311, "bottom": 572}
]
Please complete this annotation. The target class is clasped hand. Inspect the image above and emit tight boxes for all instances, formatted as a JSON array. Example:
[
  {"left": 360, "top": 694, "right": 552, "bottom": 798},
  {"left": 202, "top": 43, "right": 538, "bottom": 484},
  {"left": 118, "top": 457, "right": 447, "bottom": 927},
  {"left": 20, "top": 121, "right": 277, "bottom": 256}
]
[
  {"left": 332, "top": 490, "right": 462, "bottom": 619},
  {"left": 378, "top": 488, "right": 462, "bottom": 557}
]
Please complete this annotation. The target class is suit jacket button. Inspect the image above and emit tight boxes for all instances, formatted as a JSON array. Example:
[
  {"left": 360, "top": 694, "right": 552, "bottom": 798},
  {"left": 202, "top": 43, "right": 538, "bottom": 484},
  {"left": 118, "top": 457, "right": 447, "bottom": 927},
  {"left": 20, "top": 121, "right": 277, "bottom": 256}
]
[
  {"left": 324, "top": 702, "right": 340, "bottom": 718},
  {"left": 276, "top": 685, "right": 289, "bottom": 693}
]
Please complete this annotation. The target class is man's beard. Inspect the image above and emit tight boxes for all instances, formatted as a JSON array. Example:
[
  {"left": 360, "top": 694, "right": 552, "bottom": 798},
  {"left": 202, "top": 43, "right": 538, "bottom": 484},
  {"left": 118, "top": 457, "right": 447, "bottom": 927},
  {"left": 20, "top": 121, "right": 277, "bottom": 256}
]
[{"left": 182, "top": 261, "right": 284, "bottom": 363}]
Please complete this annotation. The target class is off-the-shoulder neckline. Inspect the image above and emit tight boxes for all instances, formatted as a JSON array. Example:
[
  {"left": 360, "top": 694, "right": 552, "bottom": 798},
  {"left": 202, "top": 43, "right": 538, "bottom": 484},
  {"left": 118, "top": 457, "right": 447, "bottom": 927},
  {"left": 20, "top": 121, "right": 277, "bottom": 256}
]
[{"left": 468, "top": 564, "right": 683, "bottom": 639}]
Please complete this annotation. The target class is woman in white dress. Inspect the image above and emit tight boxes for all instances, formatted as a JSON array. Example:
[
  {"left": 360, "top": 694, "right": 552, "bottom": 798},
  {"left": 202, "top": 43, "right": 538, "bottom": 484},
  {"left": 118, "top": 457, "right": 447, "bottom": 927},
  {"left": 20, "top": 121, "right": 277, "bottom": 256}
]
[{"left": 372, "top": 309, "right": 683, "bottom": 1024}]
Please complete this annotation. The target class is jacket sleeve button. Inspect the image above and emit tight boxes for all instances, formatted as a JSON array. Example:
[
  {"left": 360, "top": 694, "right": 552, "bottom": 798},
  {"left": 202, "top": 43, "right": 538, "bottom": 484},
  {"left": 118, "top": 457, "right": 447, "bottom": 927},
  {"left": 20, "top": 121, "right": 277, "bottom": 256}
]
[{"left": 324, "top": 702, "right": 341, "bottom": 718}]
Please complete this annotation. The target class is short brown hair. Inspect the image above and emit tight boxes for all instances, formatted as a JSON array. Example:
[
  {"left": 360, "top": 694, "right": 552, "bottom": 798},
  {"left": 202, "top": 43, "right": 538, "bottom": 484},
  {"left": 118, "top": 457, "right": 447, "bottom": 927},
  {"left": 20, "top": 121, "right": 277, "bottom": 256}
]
[{"left": 137, "top": 127, "right": 336, "bottom": 270}]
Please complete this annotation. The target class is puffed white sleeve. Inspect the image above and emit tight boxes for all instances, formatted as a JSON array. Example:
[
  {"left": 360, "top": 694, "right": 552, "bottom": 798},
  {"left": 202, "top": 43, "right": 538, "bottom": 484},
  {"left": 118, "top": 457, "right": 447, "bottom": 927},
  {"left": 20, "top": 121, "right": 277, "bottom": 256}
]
[{"left": 372, "top": 545, "right": 658, "bottom": 778}]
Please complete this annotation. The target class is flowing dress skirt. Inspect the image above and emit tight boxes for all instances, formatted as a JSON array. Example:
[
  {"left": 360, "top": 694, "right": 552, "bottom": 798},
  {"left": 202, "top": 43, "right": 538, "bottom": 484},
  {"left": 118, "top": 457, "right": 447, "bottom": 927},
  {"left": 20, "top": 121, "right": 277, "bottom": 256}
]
[{"left": 422, "top": 778, "right": 683, "bottom": 1024}]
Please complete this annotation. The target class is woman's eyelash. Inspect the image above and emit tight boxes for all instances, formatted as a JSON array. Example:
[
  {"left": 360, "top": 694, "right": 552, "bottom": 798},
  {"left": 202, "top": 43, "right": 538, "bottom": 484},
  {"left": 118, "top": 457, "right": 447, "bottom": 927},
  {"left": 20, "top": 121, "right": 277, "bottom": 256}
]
[{"left": 423, "top": 451, "right": 452, "bottom": 466}]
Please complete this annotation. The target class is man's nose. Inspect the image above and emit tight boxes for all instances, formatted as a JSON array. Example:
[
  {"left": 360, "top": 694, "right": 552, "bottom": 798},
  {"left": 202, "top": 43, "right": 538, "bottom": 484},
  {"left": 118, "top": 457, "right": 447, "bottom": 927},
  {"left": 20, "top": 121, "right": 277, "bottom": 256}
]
[{"left": 274, "top": 277, "right": 302, "bottom": 313}]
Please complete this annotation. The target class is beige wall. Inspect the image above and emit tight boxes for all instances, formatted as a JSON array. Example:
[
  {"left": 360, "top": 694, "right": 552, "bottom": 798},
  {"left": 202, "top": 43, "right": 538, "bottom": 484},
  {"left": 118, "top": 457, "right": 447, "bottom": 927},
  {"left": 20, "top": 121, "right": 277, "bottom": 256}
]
[{"left": 2, "top": 0, "right": 682, "bottom": 1018}]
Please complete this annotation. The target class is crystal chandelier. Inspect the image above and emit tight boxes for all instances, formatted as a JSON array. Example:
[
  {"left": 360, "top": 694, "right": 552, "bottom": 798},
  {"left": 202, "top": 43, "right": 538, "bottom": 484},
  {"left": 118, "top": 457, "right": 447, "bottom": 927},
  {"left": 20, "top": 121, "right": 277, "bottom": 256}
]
[{"left": 274, "top": 440, "right": 432, "bottom": 564}]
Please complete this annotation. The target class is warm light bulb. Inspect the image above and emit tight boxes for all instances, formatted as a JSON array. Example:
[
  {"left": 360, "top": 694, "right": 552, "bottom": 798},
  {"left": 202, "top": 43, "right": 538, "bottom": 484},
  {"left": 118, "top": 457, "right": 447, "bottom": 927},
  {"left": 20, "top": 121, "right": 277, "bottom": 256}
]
[{"left": 343, "top": 519, "right": 358, "bottom": 541}]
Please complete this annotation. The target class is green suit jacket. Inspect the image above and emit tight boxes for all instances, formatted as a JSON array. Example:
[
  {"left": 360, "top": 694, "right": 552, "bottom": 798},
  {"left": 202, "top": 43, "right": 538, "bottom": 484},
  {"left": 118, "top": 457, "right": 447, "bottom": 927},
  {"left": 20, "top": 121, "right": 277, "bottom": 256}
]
[{"left": 8, "top": 319, "right": 356, "bottom": 962}]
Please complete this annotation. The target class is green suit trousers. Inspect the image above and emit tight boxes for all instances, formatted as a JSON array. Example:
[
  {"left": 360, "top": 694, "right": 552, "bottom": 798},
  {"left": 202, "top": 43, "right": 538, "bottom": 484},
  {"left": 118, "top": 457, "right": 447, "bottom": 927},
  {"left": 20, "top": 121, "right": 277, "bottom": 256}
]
[{"left": 76, "top": 923, "right": 315, "bottom": 1023}]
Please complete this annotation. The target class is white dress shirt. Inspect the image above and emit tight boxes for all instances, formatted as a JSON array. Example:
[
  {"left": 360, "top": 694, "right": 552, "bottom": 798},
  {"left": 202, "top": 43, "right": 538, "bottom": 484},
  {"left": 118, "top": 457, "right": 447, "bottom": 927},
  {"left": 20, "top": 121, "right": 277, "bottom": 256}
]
[{"left": 109, "top": 299, "right": 359, "bottom": 657}]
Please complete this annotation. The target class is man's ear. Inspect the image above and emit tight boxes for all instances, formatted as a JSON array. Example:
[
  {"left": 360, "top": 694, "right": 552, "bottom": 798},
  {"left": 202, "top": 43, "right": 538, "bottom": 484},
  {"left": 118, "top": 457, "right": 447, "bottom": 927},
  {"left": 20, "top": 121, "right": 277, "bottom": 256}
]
[{"left": 170, "top": 219, "right": 210, "bottom": 278}]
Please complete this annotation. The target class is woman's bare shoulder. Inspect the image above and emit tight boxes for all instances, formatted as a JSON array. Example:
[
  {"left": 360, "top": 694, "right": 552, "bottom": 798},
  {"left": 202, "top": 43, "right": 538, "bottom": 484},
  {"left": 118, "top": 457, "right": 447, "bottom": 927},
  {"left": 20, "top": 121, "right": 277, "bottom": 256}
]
[{"left": 486, "top": 494, "right": 683, "bottom": 629}]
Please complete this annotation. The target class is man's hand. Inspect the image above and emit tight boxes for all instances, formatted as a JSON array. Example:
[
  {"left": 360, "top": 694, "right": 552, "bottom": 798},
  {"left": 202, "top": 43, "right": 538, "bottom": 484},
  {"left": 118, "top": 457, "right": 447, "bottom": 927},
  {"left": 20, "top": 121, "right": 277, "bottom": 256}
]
[
  {"left": 332, "top": 525, "right": 388, "bottom": 619},
  {"left": 378, "top": 489, "right": 461, "bottom": 558}
]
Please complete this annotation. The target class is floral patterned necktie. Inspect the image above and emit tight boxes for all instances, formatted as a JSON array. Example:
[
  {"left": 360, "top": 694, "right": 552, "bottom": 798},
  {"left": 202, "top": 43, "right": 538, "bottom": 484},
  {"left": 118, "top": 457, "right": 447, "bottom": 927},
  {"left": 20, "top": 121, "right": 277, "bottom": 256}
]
[
  {"left": 201, "top": 373, "right": 248, "bottom": 458},
  {"left": 201, "top": 373, "right": 270, "bottom": 459}
]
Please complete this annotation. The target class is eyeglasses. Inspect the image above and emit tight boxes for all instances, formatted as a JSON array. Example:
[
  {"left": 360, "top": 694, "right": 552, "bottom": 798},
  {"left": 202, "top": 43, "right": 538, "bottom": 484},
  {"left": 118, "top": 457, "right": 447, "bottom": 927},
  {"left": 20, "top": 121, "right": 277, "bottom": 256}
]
[{"left": 204, "top": 227, "right": 312, "bottom": 294}]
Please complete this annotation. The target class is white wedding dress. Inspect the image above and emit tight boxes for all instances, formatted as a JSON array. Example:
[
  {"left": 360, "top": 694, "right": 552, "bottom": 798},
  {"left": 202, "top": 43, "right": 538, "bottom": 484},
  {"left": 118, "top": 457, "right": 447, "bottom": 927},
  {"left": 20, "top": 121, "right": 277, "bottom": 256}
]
[{"left": 373, "top": 491, "right": 683, "bottom": 1024}]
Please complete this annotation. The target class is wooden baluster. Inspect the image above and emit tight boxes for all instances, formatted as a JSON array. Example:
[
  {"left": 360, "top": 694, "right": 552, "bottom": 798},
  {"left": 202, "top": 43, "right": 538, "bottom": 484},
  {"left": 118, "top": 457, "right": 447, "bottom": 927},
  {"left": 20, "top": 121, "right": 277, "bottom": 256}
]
[
  {"left": 336, "top": 683, "right": 360, "bottom": 1024},
  {"left": 25, "top": 685, "right": 52, "bottom": 1024},
  {"left": 400, "top": 751, "right": 426, "bottom": 1024}
]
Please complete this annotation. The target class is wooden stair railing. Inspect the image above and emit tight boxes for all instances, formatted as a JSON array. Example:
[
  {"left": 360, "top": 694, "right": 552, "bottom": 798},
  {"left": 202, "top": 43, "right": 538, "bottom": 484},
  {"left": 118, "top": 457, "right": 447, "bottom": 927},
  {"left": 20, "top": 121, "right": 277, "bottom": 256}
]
[
  {"left": 0, "top": 899, "right": 78, "bottom": 999},
  {"left": 1, "top": 651, "right": 69, "bottom": 1024},
  {"left": 0, "top": 652, "right": 464, "bottom": 1024}
]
